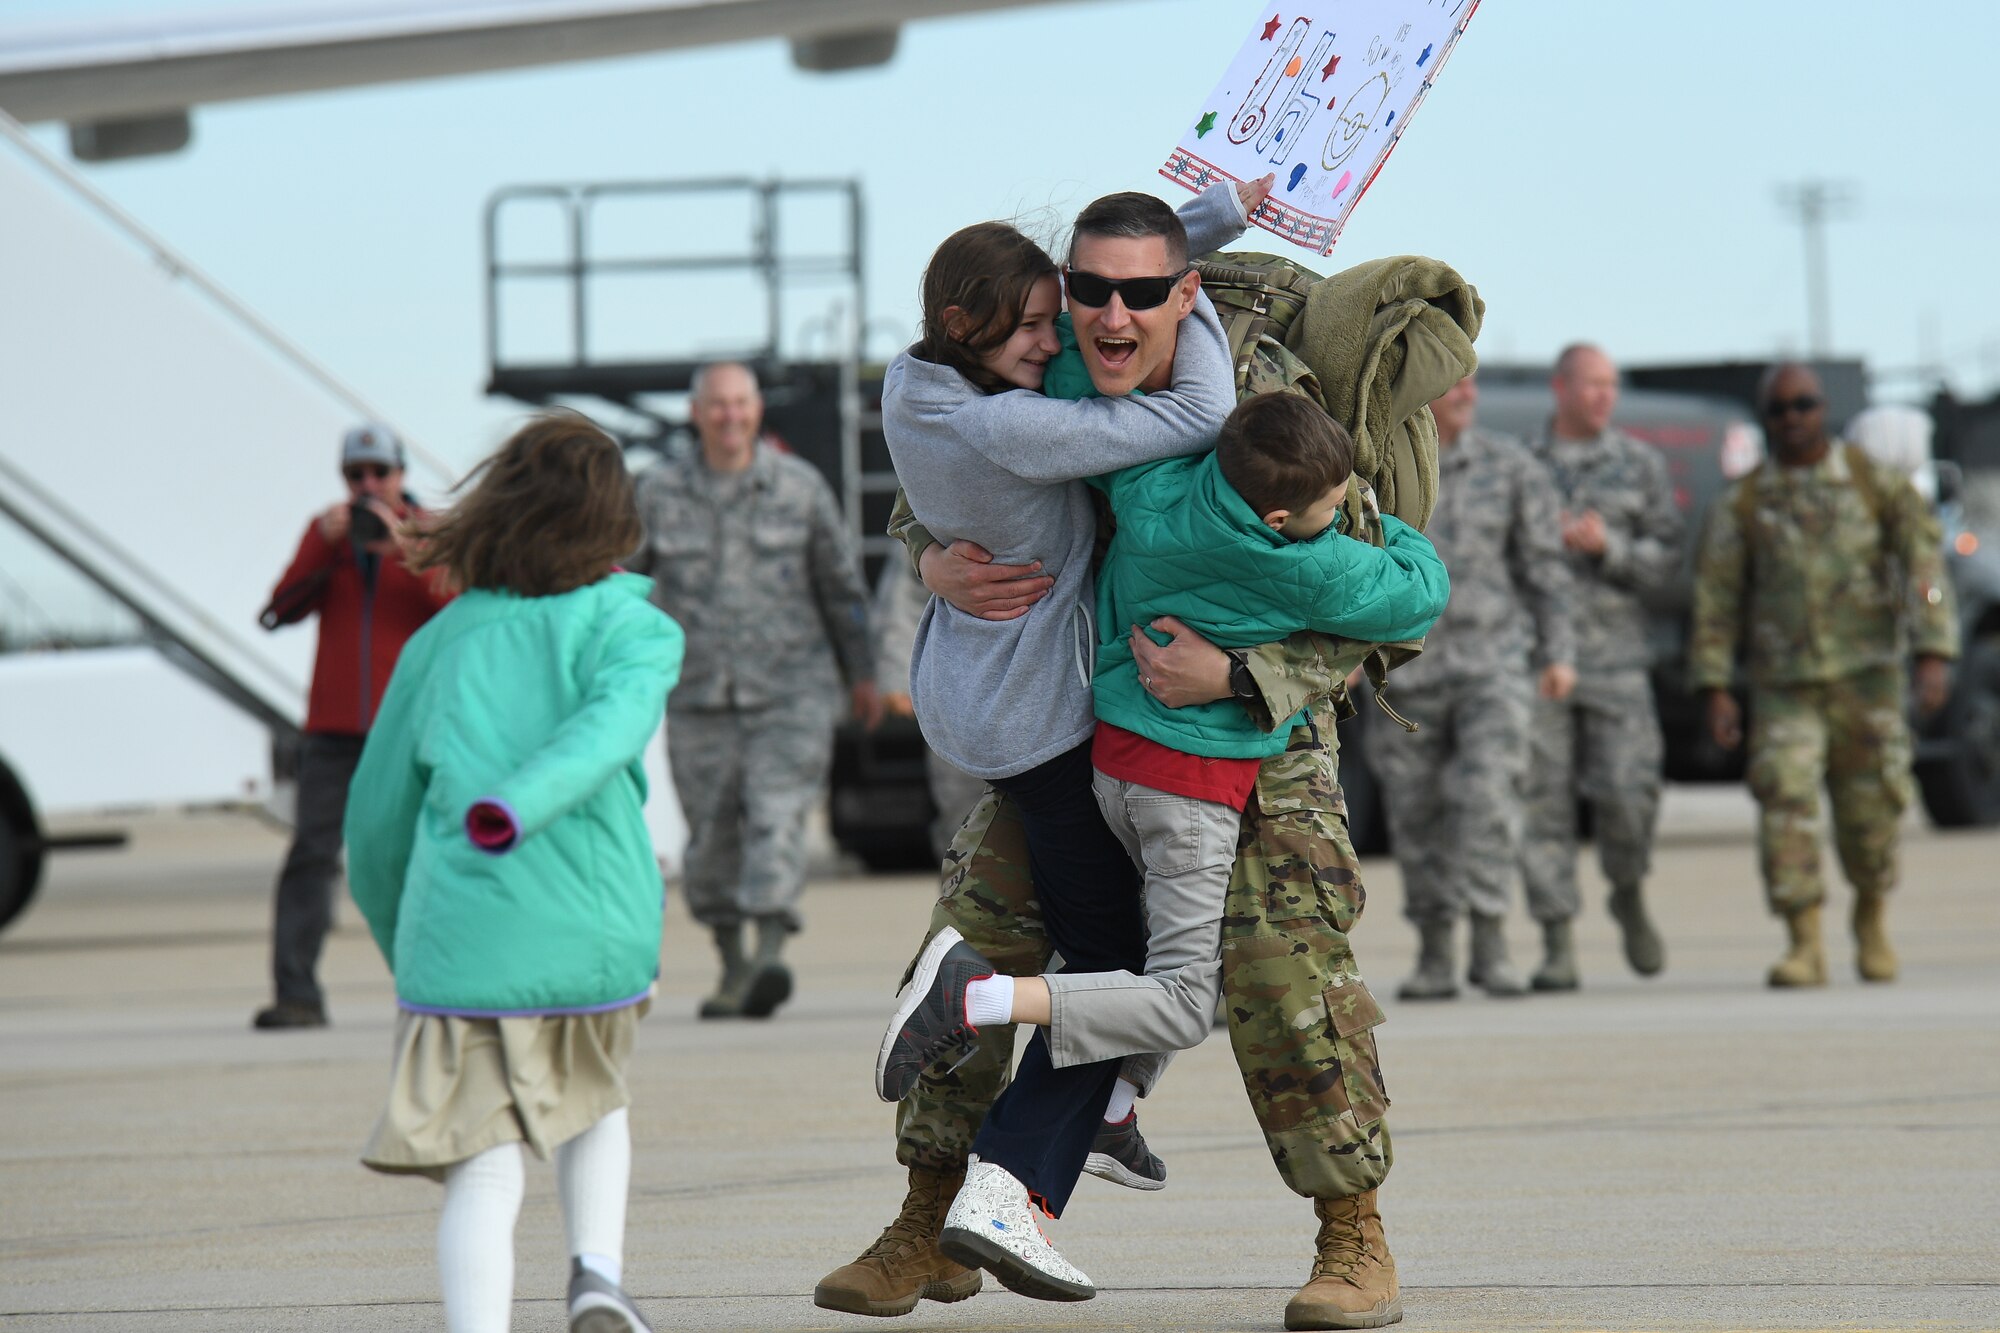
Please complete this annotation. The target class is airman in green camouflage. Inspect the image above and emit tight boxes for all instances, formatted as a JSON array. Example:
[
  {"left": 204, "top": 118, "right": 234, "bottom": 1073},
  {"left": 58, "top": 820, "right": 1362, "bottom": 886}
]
[
  {"left": 1689, "top": 363, "right": 1958, "bottom": 987},
  {"left": 817, "top": 485, "right": 1404, "bottom": 1331}
]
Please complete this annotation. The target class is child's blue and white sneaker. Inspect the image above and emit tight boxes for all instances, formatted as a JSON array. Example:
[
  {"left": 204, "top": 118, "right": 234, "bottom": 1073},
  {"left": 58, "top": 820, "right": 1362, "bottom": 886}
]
[{"left": 938, "top": 1155, "right": 1094, "bottom": 1302}]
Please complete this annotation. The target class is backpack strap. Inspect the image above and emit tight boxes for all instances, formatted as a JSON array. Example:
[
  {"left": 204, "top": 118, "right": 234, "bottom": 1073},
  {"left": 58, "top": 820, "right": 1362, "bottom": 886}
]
[
  {"left": 1732, "top": 445, "right": 1898, "bottom": 560},
  {"left": 1731, "top": 460, "right": 1763, "bottom": 537},
  {"left": 1841, "top": 442, "right": 1887, "bottom": 529}
]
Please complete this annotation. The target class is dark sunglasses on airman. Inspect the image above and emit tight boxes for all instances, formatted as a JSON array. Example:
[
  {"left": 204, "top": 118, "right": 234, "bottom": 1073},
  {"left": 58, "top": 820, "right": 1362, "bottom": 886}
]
[
  {"left": 343, "top": 463, "right": 392, "bottom": 481},
  {"left": 1762, "top": 395, "right": 1822, "bottom": 419},
  {"left": 1064, "top": 266, "right": 1193, "bottom": 311}
]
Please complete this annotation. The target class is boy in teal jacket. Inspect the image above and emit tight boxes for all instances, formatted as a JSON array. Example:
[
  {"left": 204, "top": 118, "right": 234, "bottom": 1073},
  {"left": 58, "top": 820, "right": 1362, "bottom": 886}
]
[
  {"left": 888, "top": 386, "right": 1447, "bottom": 1118},
  {"left": 1053, "top": 388, "right": 1447, "bottom": 1070}
]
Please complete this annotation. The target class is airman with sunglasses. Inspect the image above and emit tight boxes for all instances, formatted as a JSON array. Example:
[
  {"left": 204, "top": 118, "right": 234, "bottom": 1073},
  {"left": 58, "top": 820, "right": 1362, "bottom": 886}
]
[
  {"left": 1690, "top": 362, "right": 1958, "bottom": 987},
  {"left": 252, "top": 424, "right": 451, "bottom": 1031}
]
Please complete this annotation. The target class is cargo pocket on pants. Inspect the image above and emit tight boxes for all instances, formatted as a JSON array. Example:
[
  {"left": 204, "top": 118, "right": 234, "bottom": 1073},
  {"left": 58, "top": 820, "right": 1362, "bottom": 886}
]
[{"left": 1323, "top": 977, "right": 1388, "bottom": 1127}]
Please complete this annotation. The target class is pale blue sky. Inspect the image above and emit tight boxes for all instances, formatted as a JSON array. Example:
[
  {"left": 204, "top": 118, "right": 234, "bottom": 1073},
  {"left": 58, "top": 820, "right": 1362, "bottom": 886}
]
[{"left": 11, "top": 0, "right": 2000, "bottom": 475}]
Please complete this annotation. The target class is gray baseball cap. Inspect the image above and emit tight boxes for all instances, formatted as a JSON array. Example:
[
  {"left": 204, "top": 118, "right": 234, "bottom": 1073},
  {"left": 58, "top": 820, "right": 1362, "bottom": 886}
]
[{"left": 341, "top": 423, "right": 405, "bottom": 470}]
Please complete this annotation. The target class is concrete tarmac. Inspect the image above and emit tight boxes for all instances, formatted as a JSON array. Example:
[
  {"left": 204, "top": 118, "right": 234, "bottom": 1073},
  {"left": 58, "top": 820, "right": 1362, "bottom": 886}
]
[{"left": 2, "top": 790, "right": 1996, "bottom": 1331}]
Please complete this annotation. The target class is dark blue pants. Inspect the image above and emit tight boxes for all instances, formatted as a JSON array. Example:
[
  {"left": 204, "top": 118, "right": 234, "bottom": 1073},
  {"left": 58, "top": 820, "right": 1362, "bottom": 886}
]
[{"left": 970, "top": 741, "right": 1146, "bottom": 1217}]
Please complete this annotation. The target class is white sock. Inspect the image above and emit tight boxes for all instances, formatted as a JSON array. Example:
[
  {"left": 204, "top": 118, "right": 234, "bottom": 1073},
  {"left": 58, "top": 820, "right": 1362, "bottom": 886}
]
[
  {"left": 1103, "top": 1076, "right": 1139, "bottom": 1124},
  {"left": 438, "top": 1142, "right": 524, "bottom": 1333},
  {"left": 557, "top": 1106, "right": 631, "bottom": 1288},
  {"left": 963, "top": 974, "right": 1015, "bottom": 1027}
]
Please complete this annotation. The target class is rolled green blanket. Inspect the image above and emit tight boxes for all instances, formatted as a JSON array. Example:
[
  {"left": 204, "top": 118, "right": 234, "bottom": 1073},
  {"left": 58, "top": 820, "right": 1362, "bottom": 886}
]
[{"left": 1284, "top": 255, "right": 1485, "bottom": 533}]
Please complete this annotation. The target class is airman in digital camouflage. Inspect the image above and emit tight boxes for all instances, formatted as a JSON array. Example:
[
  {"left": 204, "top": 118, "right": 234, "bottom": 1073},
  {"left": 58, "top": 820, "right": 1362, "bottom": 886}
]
[
  {"left": 628, "top": 362, "right": 882, "bottom": 1019},
  {"left": 1368, "top": 376, "right": 1575, "bottom": 1000},
  {"left": 1520, "top": 344, "right": 1681, "bottom": 990},
  {"left": 1689, "top": 363, "right": 1957, "bottom": 986}
]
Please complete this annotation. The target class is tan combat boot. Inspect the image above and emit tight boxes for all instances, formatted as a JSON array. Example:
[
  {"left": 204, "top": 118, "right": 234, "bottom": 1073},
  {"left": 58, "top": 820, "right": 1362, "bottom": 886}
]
[
  {"left": 812, "top": 1165, "right": 982, "bottom": 1317},
  {"left": 1852, "top": 892, "right": 1898, "bottom": 982},
  {"left": 1767, "top": 904, "right": 1827, "bottom": 988},
  {"left": 1284, "top": 1189, "right": 1402, "bottom": 1330}
]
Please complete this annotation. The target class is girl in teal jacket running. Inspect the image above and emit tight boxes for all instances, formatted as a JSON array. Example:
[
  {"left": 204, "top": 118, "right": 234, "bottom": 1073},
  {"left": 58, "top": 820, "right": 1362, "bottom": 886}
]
[{"left": 345, "top": 412, "right": 684, "bottom": 1333}]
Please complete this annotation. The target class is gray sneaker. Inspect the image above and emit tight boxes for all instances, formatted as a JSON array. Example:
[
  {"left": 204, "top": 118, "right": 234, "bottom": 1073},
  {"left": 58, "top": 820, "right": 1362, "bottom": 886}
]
[
  {"left": 567, "top": 1259, "right": 653, "bottom": 1333},
  {"left": 1083, "top": 1112, "right": 1166, "bottom": 1191}
]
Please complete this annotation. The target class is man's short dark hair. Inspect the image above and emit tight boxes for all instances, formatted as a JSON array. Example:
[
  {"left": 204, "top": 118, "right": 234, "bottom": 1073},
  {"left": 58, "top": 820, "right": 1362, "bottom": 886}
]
[
  {"left": 1217, "top": 393, "right": 1354, "bottom": 519},
  {"left": 1070, "top": 192, "right": 1188, "bottom": 267}
]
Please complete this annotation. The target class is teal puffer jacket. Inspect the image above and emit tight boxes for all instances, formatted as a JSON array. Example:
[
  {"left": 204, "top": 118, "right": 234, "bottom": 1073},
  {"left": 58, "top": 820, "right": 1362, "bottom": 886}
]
[
  {"left": 1092, "top": 453, "right": 1448, "bottom": 758},
  {"left": 344, "top": 573, "right": 684, "bottom": 1015}
]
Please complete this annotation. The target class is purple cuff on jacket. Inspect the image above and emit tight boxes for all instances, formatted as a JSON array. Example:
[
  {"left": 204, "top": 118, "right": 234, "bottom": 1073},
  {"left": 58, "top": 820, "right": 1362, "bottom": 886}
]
[{"left": 466, "top": 797, "right": 522, "bottom": 854}]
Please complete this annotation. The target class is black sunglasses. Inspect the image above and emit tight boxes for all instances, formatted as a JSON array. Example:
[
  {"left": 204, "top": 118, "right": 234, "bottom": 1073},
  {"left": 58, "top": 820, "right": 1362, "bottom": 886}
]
[
  {"left": 343, "top": 463, "right": 392, "bottom": 481},
  {"left": 1064, "top": 266, "right": 1192, "bottom": 311},
  {"left": 1763, "top": 395, "right": 1822, "bottom": 418}
]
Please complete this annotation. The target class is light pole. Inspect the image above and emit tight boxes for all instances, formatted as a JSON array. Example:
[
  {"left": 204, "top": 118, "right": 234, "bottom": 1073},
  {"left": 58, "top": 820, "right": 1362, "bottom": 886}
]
[{"left": 1776, "top": 180, "right": 1856, "bottom": 358}]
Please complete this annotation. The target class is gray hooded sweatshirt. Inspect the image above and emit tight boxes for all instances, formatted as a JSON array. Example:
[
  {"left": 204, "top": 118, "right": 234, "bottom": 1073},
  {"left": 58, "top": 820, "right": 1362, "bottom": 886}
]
[{"left": 882, "top": 185, "right": 1246, "bottom": 780}]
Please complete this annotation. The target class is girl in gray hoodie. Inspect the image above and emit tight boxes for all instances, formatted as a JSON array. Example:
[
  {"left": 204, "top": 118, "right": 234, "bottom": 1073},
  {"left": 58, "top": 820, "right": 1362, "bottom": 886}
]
[{"left": 873, "top": 183, "right": 1256, "bottom": 1295}]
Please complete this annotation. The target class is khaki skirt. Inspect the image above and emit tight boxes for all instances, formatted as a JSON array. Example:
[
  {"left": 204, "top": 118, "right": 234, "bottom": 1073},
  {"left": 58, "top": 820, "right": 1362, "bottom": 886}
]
[{"left": 362, "top": 998, "right": 648, "bottom": 1181}]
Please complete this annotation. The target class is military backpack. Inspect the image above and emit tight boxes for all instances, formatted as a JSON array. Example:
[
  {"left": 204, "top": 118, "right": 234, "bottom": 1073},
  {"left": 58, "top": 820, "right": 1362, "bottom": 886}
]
[
  {"left": 1194, "top": 251, "right": 1444, "bottom": 730},
  {"left": 1194, "top": 250, "right": 1443, "bottom": 538}
]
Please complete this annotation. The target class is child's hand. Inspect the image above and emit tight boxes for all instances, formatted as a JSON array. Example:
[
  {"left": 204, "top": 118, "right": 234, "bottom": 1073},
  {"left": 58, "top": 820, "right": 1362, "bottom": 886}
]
[{"left": 1236, "top": 173, "right": 1276, "bottom": 215}]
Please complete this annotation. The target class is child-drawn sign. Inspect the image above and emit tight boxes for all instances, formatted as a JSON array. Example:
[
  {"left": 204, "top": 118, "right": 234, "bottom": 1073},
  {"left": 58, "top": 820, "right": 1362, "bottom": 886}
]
[{"left": 1162, "top": 0, "right": 1479, "bottom": 255}]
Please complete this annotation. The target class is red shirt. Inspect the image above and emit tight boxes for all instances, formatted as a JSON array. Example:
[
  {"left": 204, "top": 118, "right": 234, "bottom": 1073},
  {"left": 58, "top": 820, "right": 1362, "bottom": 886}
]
[
  {"left": 265, "top": 511, "right": 453, "bottom": 735},
  {"left": 1091, "top": 723, "right": 1261, "bottom": 811}
]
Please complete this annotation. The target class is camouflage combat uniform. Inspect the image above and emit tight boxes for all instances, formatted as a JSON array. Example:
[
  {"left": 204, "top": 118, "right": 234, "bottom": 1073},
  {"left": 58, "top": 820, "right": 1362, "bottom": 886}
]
[
  {"left": 1367, "top": 428, "right": 1573, "bottom": 924},
  {"left": 1520, "top": 425, "right": 1682, "bottom": 921},
  {"left": 629, "top": 441, "right": 874, "bottom": 931},
  {"left": 1689, "top": 444, "right": 1957, "bottom": 912},
  {"left": 889, "top": 505, "right": 1397, "bottom": 1201}
]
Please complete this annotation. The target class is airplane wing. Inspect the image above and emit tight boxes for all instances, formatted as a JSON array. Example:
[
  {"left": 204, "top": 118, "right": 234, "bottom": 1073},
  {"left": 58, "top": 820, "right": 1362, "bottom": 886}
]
[{"left": 0, "top": 0, "right": 1102, "bottom": 159}]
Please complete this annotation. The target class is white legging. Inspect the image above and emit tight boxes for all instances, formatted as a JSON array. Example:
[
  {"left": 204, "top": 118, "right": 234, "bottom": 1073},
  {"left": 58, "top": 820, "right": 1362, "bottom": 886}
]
[{"left": 437, "top": 1107, "right": 632, "bottom": 1333}]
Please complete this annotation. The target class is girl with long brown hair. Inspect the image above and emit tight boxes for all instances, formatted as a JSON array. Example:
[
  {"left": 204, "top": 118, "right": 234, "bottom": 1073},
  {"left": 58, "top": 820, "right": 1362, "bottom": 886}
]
[{"left": 345, "top": 411, "right": 683, "bottom": 1333}]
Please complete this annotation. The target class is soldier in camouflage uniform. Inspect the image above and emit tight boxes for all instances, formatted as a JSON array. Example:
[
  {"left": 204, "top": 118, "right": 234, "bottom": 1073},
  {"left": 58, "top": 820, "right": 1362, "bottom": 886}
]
[
  {"left": 1519, "top": 344, "right": 1681, "bottom": 990},
  {"left": 1689, "top": 363, "right": 1957, "bottom": 987},
  {"left": 628, "top": 362, "right": 881, "bottom": 1019},
  {"left": 816, "top": 501, "right": 1402, "bottom": 1331},
  {"left": 1368, "top": 377, "right": 1575, "bottom": 1001}
]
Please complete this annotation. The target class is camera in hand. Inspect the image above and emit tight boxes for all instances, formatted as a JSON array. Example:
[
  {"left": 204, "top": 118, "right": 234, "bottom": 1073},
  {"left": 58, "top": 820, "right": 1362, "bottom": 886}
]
[{"left": 350, "top": 500, "right": 390, "bottom": 546}]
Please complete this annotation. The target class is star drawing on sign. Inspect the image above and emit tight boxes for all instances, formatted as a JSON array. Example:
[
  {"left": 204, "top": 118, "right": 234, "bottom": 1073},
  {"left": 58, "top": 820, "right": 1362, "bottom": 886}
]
[
  {"left": 1321, "top": 52, "right": 1341, "bottom": 80},
  {"left": 1261, "top": 14, "right": 1282, "bottom": 41},
  {"left": 1195, "top": 111, "right": 1218, "bottom": 138},
  {"left": 1416, "top": 43, "right": 1433, "bottom": 66},
  {"left": 1195, "top": 167, "right": 1213, "bottom": 188}
]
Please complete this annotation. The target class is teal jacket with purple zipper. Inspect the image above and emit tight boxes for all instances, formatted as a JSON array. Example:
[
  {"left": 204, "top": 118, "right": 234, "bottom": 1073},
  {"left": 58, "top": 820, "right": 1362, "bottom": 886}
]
[{"left": 344, "top": 572, "right": 684, "bottom": 1016}]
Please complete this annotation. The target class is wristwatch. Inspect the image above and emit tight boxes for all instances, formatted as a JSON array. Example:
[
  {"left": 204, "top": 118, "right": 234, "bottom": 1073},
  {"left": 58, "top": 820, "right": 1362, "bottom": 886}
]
[{"left": 1226, "top": 649, "right": 1257, "bottom": 702}]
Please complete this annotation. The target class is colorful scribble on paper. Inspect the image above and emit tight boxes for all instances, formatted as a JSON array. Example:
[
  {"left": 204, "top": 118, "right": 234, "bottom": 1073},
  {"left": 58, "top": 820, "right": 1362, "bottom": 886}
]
[{"left": 1161, "top": 0, "right": 1478, "bottom": 255}]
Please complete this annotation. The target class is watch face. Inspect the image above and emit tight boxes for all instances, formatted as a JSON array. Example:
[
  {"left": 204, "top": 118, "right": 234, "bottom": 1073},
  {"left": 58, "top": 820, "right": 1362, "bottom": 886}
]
[{"left": 1230, "top": 656, "right": 1256, "bottom": 698}]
